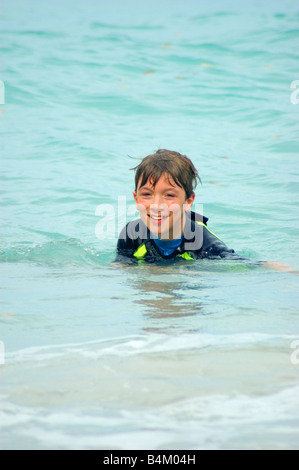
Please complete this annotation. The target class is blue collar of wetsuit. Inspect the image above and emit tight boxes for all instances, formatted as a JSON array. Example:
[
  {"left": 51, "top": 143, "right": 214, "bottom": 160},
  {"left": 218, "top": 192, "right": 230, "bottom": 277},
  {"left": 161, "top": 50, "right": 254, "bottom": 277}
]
[{"left": 152, "top": 234, "right": 183, "bottom": 256}]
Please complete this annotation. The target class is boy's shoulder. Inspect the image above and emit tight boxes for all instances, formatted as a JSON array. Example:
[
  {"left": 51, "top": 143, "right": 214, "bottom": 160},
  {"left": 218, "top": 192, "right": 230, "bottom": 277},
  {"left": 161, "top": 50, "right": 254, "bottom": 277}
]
[{"left": 188, "top": 211, "right": 209, "bottom": 225}]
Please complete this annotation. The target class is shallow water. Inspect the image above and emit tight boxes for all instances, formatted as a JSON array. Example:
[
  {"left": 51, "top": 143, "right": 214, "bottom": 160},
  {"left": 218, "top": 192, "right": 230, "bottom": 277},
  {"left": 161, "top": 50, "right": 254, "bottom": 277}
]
[{"left": 1, "top": 0, "right": 299, "bottom": 450}]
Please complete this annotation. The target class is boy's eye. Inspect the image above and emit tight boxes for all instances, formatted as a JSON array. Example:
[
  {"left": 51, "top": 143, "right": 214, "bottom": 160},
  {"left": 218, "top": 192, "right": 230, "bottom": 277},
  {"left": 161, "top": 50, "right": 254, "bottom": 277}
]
[{"left": 165, "top": 193, "right": 175, "bottom": 198}]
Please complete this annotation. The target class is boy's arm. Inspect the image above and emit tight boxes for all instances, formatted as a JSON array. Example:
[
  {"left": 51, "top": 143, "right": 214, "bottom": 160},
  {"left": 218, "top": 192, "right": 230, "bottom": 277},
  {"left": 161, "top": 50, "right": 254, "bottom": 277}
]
[
  {"left": 202, "top": 228, "right": 298, "bottom": 272},
  {"left": 261, "top": 261, "right": 299, "bottom": 273}
]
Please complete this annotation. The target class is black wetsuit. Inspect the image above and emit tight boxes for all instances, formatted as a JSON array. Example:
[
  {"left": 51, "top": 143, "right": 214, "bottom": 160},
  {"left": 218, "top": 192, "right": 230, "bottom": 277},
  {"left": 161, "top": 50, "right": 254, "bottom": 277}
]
[{"left": 116, "top": 211, "right": 244, "bottom": 264}]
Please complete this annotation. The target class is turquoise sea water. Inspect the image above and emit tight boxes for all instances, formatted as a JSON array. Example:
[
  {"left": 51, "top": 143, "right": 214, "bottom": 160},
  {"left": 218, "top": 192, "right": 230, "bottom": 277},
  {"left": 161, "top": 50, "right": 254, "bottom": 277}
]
[{"left": 1, "top": 0, "right": 299, "bottom": 450}]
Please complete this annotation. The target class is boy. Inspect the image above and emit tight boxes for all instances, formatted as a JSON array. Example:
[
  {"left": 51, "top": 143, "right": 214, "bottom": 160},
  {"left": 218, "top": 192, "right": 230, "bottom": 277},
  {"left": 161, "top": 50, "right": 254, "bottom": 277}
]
[
  {"left": 115, "top": 149, "right": 297, "bottom": 271},
  {"left": 116, "top": 149, "right": 243, "bottom": 263}
]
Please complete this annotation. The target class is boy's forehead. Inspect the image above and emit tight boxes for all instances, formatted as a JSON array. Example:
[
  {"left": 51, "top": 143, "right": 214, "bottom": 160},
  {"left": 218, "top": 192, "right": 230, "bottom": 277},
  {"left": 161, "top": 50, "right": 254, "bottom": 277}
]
[{"left": 137, "top": 172, "right": 178, "bottom": 189}]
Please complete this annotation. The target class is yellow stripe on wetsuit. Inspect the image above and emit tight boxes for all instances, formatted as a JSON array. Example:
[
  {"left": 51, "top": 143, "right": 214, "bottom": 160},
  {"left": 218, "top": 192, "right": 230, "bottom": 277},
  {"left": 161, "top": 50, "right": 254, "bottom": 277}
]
[
  {"left": 133, "top": 243, "right": 194, "bottom": 260},
  {"left": 133, "top": 244, "right": 147, "bottom": 259},
  {"left": 195, "top": 221, "right": 223, "bottom": 242}
]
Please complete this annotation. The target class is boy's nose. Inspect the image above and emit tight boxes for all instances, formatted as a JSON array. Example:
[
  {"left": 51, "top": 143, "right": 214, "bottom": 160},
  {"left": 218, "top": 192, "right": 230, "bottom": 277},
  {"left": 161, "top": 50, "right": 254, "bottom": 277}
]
[
  {"left": 151, "top": 200, "right": 168, "bottom": 212},
  {"left": 153, "top": 197, "right": 162, "bottom": 207},
  {"left": 152, "top": 194, "right": 165, "bottom": 206}
]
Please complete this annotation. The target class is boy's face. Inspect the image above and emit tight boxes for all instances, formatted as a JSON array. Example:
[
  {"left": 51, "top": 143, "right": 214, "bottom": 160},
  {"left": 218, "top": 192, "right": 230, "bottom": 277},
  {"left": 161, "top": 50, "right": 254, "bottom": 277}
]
[{"left": 133, "top": 173, "right": 195, "bottom": 240}]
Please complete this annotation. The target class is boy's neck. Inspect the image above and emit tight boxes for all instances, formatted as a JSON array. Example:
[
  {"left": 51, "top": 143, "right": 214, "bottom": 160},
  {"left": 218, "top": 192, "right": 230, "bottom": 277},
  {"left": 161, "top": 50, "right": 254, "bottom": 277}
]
[{"left": 152, "top": 232, "right": 183, "bottom": 242}]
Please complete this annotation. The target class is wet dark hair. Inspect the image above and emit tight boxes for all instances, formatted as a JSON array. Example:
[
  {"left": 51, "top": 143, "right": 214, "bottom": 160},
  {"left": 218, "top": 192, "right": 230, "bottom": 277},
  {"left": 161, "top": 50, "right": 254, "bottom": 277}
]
[{"left": 132, "top": 149, "right": 200, "bottom": 199}]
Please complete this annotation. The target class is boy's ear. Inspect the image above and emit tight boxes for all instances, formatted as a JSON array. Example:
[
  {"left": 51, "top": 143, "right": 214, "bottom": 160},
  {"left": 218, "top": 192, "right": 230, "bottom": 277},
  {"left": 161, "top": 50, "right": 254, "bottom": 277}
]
[
  {"left": 133, "top": 190, "right": 137, "bottom": 204},
  {"left": 185, "top": 192, "right": 195, "bottom": 212}
]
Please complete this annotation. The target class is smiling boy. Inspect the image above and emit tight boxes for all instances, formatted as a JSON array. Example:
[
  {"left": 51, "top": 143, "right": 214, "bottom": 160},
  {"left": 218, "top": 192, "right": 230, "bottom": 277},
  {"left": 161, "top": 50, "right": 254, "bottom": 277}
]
[
  {"left": 116, "top": 149, "right": 242, "bottom": 263},
  {"left": 115, "top": 149, "right": 297, "bottom": 272}
]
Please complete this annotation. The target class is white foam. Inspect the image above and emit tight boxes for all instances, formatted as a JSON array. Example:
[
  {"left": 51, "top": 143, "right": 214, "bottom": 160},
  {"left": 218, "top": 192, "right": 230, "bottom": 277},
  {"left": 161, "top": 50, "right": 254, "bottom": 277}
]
[{"left": 5, "top": 332, "right": 299, "bottom": 363}]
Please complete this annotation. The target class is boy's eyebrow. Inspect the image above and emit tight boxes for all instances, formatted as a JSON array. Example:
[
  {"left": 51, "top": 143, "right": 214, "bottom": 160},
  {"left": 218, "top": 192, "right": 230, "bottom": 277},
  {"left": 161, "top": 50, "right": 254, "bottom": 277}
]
[
  {"left": 137, "top": 176, "right": 179, "bottom": 190},
  {"left": 138, "top": 184, "right": 180, "bottom": 192},
  {"left": 138, "top": 185, "right": 154, "bottom": 191}
]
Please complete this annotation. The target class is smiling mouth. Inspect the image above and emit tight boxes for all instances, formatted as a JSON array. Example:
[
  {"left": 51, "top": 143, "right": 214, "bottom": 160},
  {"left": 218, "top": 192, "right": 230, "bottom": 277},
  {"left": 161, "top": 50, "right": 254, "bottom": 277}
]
[{"left": 148, "top": 213, "right": 169, "bottom": 224}]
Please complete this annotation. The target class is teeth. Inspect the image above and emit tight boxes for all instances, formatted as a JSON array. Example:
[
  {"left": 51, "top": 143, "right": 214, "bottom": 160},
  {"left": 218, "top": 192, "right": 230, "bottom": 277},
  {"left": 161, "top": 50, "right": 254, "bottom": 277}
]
[{"left": 150, "top": 215, "right": 166, "bottom": 220}]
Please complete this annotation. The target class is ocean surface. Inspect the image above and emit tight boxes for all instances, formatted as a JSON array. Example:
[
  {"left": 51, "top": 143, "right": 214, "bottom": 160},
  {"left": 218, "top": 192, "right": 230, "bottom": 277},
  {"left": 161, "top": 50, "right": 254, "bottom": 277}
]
[{"left": 1, "top": 0, "right": 299, "bottom": 450}]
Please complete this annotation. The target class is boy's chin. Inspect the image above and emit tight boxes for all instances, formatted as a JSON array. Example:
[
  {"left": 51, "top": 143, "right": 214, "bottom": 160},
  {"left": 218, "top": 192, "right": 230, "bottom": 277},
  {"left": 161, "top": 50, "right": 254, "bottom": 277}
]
[
  {"left": 151, "top": 229, "right": 170, "bottom": 239},
  {"left": 141, "top": 215, "right": 184, "bottom": 240},
  {"left": 147, "top": 222, "right": 178, "bottom": 240},
  {"left": 145, "top": 221, "right": 170, "bottom": 239}
]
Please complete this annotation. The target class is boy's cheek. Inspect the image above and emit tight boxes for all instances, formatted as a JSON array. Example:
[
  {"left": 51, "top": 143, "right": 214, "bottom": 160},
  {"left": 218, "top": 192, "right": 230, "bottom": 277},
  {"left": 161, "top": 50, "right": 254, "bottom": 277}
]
[
  {"left": 135, "top": 203, "right": 148, "bottom": 215},
  {"left": 167, "top": 203, "right": 184, "bottom": 214}
]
